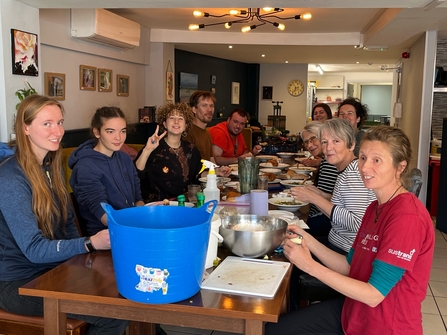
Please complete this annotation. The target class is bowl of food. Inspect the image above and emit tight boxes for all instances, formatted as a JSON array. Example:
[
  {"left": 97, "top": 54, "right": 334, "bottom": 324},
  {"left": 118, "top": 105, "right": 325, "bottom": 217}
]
[
  {"left": 219, "top": 215, "right": 288, "bottom": 258},
  {"left": 260, "top": 168, "right": 281, "bottom": 174},
  {"left": 288, "top": 166, "right": 317, "bottom": 175},
  {"left": 268, "top": 197, "right": 309, "bottom": 211},
  {"left": 260, "top": 162, "right": 290, "bottom": 170},
  {"left": 280, "top": 180, "right": 313, "bottom": 188},
  {"left": 276, "top": 152, "right": 297, "bottom": 159}
]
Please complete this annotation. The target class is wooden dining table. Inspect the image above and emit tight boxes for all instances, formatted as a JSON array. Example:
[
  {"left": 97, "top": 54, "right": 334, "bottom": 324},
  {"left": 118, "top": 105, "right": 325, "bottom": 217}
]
[{"left": 19, "top": 249, "right": 292, "bottom": 335}]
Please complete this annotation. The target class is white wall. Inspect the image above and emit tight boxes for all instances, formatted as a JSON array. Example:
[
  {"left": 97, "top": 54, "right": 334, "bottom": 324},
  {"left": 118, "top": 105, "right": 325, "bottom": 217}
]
[
  {"left": 0, "top": 0, "right": 40, "bottom": 142},
  {"left": 39, "top": 9, "right": 151, "bottom": 130},
  {"left": 259, "top": 63, "right": 308, "bottom": 135}
]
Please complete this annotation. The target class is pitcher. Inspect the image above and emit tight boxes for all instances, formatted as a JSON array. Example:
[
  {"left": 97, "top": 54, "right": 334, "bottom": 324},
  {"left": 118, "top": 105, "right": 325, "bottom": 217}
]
[{"left": 238, "top": 157, "right": 261, "bottom": 194}]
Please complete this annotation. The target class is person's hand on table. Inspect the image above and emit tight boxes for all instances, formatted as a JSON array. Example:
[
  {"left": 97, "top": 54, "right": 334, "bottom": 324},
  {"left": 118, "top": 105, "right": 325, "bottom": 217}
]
[
  {"left": 90, "top": 229, "right": 111, "bottom": 250},
  {"left": 216, "top": 165, "right": 232, "bottom": 177},
  {"left": 290, "top": 185, "right": 316, "bottom": 203},
  {"left": 282, "top": 225, "right": 316, "bottom": 273},
  {"left": 252, "top": 144, "right": 262, "bottom": 155}
]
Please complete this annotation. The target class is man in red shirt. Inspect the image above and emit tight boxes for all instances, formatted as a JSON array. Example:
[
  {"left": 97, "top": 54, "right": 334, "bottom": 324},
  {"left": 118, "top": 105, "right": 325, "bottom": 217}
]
[{"left": 209, "top": 108, "right": 262, "bottom": 166}]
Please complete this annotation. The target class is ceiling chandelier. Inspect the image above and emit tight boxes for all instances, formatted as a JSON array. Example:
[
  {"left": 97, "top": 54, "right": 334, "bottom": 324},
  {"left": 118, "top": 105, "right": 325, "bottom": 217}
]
[{"left": 188, "top": 8, "right": 312, "bottom": 33}]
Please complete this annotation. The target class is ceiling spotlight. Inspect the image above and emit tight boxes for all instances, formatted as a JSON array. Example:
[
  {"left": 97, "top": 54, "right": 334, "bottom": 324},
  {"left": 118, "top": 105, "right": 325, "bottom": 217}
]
[
  {"left": 285, "top": 60, "right": 289, "bottom": 63},
  {"left": 228, "top": 45, "right": 233, "bottom": 49},
  {"left": 261, "top": 54, "right": 265, "bottom": 57},
  {"left": 367, "top": 62, "right": 373, "bottom": 65},
  {"left": 188, "top": 8, "right": 311, "bottom": 32}
]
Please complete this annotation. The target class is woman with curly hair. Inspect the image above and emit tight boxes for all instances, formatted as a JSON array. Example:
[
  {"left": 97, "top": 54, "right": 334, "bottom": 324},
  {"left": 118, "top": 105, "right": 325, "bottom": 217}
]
[
  {"left": 135, "top": 103, "right": 202, "bottom": 202},
  {"left": 337, "top": 97, "right": 369, "bottom": 157},
  {"left": 311, "top": 103, "right": 332, "bottom": 121}
]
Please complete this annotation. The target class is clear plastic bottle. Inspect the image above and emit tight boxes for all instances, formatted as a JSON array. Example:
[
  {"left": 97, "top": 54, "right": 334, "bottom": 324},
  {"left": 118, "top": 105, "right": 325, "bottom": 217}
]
[
  {"left": 202, "top": 163, "right": 220, "bottom": 203},
  {"left": 177, "top": 194, "right": 185, "bottom": 206}
]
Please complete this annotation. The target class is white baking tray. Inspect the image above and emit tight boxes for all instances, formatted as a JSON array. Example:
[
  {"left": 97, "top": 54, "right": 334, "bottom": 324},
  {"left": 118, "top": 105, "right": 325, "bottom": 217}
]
[{"left": 201, "top": 256, "right": 290, "bottom": 298}]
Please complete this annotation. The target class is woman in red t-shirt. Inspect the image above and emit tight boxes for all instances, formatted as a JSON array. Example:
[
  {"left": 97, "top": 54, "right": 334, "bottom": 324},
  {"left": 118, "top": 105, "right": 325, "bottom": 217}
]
[{"left": 266, "top": 125, "right": 435, "bottom": 335}]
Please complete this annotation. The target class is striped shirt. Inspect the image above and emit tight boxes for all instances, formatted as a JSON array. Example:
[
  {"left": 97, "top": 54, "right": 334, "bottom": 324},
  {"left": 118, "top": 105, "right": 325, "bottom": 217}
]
[
  {"left": 328, "top": 159, "right": 376, "bottom": 252},
  {"left": 308, "top": 157, "right": 338, "bottom": 218}
]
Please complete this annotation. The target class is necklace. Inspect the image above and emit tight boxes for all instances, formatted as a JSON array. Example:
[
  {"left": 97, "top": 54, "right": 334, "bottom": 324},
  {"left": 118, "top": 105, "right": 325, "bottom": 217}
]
[
  {"left": 165, "top": 139, "right": 181, "bottom": 157},
  {"left": 374, "top": 185, "right": 402, "bottom": 223}
]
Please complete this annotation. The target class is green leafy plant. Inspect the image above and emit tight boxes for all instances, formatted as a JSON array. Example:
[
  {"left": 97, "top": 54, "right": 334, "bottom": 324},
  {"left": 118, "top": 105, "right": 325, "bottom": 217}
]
[{"left": 15, "top": 81, "right": 37, "bottom": 109}]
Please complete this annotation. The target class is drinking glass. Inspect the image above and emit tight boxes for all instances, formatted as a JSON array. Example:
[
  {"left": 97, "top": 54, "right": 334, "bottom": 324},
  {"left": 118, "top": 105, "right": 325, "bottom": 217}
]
[
  {"left": 238, "top": 157, "right": 261, "bottom": 194},
  {"left": 188, "top": 184, "right": 201, "bottom": 203}
]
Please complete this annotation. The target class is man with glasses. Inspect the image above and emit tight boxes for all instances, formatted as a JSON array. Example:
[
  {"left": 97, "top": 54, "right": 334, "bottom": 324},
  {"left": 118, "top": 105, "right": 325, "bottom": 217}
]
[{"left": 209, "top": 108, "right": 262, "bottom": 166}]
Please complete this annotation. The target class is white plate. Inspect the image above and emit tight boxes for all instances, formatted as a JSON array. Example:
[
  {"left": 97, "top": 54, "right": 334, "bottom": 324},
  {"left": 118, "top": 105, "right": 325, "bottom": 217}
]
[
  {"left": 268, "top": 197, "right": 309, "bottom": 211},
  {"left": 276, "top": 152, "right": 297, "bottom": 158},
  {"left": 268, "top": 178, "right": 281, "bottom": 184},
  {"left": 280, "top": 180, "right": 313, "bottom": 188},
  {"left": 199, "top": 177, "right": 231, "bottom": 183},
  {"left": 260, "top": 168, "right": 281, "bottom": 174},
  {"left": 268, "top": 210, "right": 295, "bottom": 218},
  {"left": 288, "top": 166, "right": 317, "bottom": 174},
  {"left": 256, "top": 155, "right": 277, "bottom": 161},
  {"left": 145, "top": 201, "right": 194, "bottom": 208},
  {"left": 225, "top": 181, "right": 239, "bottom": 188},
  {"left": 260, "top": 162, "right": 290, "bottom": 169}
]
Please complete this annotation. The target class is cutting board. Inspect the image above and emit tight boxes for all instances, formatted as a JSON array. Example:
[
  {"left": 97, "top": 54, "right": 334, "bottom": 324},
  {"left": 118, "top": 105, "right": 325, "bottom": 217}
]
[{"left": 201, "top": 256, "right": 290, "bottom": 298}]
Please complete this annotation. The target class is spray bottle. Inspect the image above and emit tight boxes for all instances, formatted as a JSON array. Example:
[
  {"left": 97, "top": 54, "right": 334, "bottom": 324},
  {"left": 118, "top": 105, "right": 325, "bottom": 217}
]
[{"left": 199, "top": 159, "right": 220, "bottom": 203}]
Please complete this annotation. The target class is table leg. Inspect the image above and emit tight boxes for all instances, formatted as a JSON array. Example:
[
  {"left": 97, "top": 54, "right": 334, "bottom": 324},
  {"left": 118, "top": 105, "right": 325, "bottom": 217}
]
[
  {"left": 245, "top": 319, "right": 264, "bottom": 335},
  {"left": 44, "top": 298, "right": 66, "bottom": 335}
]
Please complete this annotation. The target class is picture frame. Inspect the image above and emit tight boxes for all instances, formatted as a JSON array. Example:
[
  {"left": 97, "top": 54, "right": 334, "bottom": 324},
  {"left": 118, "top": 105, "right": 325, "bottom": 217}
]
[
  {"left": 11, "top": 29, "right": 38, "bottom": 76},
  {"left": 210, "top": 75, "right": 217, "bottom": 84},
  {"left": 79, "top": 65, "right": 96, "bottom": 91},
  {"left": 117, "top": 74, "right": 129, "bottom": 97},
  {"left": 262, "top": 86, "right": 273, "bottom": 100},
  {"left": 98, "top": 68, "right": 113, "bottom": 92},
  {"left": 179, "top": 72, "right": 198, "bottom": 103},
  {"left": 44, "top": 72, "right": 65, "bottom": 100},
  {"left": 231, "top": 82, "right": 240, "bottom": 105},
  {"left": 211, "top": 87, "right": 216, "bottom": 94}
]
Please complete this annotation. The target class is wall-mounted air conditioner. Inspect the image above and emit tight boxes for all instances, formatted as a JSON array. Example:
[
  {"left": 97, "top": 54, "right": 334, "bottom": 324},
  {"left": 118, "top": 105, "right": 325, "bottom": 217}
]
[{"left": 71, "top": 9, "right": 140, "bottom": 49}]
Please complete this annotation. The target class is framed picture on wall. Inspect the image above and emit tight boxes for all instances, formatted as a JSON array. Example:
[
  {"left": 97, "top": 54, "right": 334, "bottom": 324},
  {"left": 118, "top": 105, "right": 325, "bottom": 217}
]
[
  {"left": 262, "top": 86, "right": 273, "bottom": 100},
  {"left": 44, "top": 72, "right": 65, "bottom": 100},
  {"left": 11, "top": 29, "right": 39, "bottom": 76},
  {"left": 179, "top": 72, "right": 198, "bottom": 103},
  {"left": 79, "top": 65, "right": 96, "bottom": 91},
  {"left": 231, "top": 82, "right": 240, "bottom": 104},
  {"left": 98, "top": 68, "right": 113, "bottom": 92},
  {"left": 117, "top": 74, "right": 129, "bottom": 97}
]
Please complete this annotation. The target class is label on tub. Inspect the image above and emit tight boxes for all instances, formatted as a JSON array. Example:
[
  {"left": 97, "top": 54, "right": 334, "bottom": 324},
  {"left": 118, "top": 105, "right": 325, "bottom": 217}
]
[{"left": 135, "top": 264, "right": 169, "bottom": 295}]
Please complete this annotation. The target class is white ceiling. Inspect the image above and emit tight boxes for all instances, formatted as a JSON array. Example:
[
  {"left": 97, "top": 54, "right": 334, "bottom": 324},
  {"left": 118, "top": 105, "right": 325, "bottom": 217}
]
[{"left": 17, "top": 0, "right": 447, "bottom": 73}]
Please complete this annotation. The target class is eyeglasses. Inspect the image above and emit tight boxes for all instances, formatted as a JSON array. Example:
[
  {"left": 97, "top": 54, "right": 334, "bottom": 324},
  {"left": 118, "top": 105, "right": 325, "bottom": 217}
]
[
  {"left": 303, "top": 135, "right": 318, "bottom": 147},
  {"left": 338, "top": 111, "right": 355, "bottom": 117}
]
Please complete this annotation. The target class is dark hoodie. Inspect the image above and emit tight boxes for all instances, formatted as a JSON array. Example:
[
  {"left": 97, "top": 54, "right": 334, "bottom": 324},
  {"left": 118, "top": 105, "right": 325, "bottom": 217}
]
[{"left": 68, "top": 139, "right": 143, "bottom": 235}]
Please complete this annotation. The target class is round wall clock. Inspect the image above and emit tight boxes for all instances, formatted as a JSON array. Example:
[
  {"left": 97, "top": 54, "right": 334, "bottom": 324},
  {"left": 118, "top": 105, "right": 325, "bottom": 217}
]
[{"left": 287, "top": 79, "right": 304, "bottom": 97}]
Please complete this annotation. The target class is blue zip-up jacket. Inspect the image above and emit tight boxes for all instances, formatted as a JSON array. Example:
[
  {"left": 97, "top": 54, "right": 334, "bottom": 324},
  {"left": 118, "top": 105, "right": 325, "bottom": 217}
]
[
  {"left": 68, "top": 139, "right": 143, "bottom": 235},
  {"left": 0, "top": 154, "right": 85, "bottom": 281}
]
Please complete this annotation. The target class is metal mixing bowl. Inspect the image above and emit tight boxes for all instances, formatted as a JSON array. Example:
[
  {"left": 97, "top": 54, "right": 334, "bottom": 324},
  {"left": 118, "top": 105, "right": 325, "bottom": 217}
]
[{"left": 219, "top": 215, "right": 288, "bottom": 258}]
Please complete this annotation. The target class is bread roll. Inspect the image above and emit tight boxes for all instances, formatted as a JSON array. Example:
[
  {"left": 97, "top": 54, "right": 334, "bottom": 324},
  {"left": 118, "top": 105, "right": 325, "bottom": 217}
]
[{"left": 267, "top": 159, "right": 279, "bottom": 166}]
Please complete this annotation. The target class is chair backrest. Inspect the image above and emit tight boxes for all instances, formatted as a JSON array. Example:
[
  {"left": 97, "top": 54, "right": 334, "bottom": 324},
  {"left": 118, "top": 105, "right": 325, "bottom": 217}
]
[{"left": 407, "top": 168, "right": 423, "bottom": 197}]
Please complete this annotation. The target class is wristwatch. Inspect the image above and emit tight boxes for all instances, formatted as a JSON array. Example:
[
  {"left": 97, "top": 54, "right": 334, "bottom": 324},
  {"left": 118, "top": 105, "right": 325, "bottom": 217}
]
[{"left": 84, "top": 236, "right": 96, "bottom": 253}]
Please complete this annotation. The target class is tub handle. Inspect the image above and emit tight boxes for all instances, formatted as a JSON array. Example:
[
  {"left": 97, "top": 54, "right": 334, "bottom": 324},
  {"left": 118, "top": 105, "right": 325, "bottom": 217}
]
[
  {"left": 203, "top": 200, "right": 218, "bottom": 219},
  {"left": 210, "top": 230, "right": 224, "bottom": 243}
]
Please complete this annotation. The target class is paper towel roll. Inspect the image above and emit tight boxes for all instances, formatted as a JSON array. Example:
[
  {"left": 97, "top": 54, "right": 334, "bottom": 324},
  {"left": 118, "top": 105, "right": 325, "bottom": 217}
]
[{"left": 249, "top": 189, "right": 268, "bottom": 216}]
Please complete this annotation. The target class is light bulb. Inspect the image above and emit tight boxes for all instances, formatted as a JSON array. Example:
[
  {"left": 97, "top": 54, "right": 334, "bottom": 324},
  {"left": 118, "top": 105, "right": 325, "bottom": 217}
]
[
  {"left": 241, "top": 25, "right": 251, "bottom": 33},
  {"left": 224, "top": 22, "right": 232, "bottom": 29},
  {"left": 188, "top": 24, "right": 200, "bottom": 31},
  {"left": 274, "top": 23, "right": 285, "bottom": 30},
  {"left": 193, "top": 11, "right": 203, "bottom": 17},
  {"left": 301, "top": 12, "right": 312, "bottom": 20},
  {"left": 229, "top": 10, "right": 240, "bottom": 15},
  {"left": 263, "top": 7, "right": 274, "bottom": 12}
]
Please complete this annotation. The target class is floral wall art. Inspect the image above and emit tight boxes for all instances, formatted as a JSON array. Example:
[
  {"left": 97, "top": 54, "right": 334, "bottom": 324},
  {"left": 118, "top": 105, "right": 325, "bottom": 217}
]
[{"left": 11, "top": 29, "right": 38, "bottom": 76}]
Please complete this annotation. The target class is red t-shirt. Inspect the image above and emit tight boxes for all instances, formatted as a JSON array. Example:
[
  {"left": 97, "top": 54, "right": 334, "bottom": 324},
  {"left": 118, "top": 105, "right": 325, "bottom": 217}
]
[
  {"left": 342, "top": 192, "right": 434, "bottom": 335},
  {"left": 209, "top": 122, "right": 247, "bottom": 158}
]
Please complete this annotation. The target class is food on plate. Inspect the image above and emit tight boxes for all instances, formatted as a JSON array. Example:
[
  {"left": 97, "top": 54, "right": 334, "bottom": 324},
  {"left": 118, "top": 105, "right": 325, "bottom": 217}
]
[
  {"left": 285, "top": 169, "right": 308, "bottom": 180},
  {"left": 274, "top": 199, "right": 303, "bottom": 206},
  {"left": 226, "top": 190, "right": 242, "bottom": 200},
  {"left": 267, "top": 159, "right": 279, "bottom": 167},
  {"left": 263, "top": 172, "right": 277, "bottom": 182},
  {"left": 232, "top": 223, "right": 266, "bottom": 231}
]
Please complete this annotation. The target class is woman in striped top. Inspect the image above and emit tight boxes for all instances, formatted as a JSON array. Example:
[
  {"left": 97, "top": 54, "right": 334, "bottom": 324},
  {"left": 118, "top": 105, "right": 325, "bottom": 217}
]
[
  {"left": 299, "top": 122, "right": 338, "bottom": 237},
  {"left": 291, "top": 118, "right": 376, "bottom": 254}
]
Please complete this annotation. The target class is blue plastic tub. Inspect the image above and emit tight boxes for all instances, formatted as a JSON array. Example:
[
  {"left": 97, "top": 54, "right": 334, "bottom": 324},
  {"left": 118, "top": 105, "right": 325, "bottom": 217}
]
[{"left": 102, "top": 201, "right": 217, "bottom": 304}]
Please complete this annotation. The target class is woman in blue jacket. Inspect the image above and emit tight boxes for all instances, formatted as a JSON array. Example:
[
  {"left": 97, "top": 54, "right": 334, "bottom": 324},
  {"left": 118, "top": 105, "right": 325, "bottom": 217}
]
[
  {"left": 69, "top": 106, "right": 145, "bottom": 235},
  {"left": 0, "top": 95, "right": 129, "bottom": 334}
]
